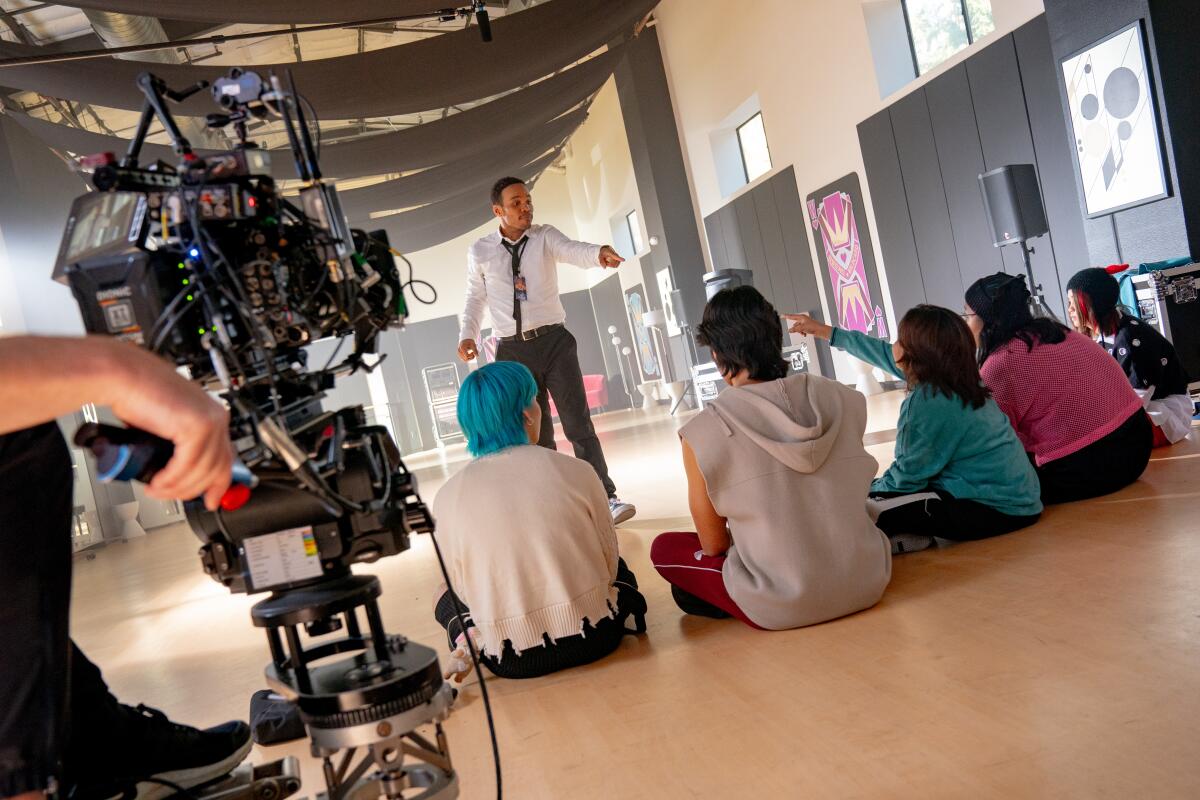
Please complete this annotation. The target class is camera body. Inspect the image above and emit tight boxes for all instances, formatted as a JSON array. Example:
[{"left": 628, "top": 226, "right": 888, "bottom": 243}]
[{"left": 53, "top": 69, "right": 430, "bottom": 597}]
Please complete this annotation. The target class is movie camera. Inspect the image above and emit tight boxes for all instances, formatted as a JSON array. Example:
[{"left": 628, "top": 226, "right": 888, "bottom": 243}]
[{"left": 56, "top": 63, "right": 466, "bottom": 800}]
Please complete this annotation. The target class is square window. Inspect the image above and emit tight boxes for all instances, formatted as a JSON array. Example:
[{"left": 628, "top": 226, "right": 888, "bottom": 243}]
[
  {"left": 626, "top": 209, "right": 645, "bottom": 254},
  {"left": 736, "top": 112, "right": 772, "bottom": 183},
  {"left": 903, "top": 0, "right": 970, "bottom": 74}
]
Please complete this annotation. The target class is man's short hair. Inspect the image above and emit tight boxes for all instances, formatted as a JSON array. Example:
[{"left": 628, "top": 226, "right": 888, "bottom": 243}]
[{"left": 491, "top": 176, "right": 525, "bottom": 206}]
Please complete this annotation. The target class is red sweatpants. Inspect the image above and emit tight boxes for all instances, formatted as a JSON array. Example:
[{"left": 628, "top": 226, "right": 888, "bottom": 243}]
[{"left": 650, "top": 531, "right": 763, "bottom": 629}]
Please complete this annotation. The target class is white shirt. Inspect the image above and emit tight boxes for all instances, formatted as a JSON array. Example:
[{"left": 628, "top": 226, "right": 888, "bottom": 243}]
[
  {"left": 459, "top": 223, "right": 602, "bottom": 341},
  {"left": 431, "top": 444, "right": 619, "bottom": 657}
]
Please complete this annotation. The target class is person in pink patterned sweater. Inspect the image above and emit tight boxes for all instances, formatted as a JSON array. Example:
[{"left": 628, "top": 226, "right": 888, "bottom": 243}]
[{"left": 962, "top": 273, "right": 1152, "bottom": 504}]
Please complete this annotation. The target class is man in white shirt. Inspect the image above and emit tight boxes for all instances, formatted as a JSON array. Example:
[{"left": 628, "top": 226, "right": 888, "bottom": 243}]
[{"left": 457, "top": 177, "right": 636, "bottom": 524}]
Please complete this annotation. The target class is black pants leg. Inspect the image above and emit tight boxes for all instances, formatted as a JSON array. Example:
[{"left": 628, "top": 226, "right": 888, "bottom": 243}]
[
  {"left": 0, "top": 424, "right": 74, "bottom": 797},
  {"left": 495, "top": 327, "right": 617, "bottom": 497},
  {"left": 869, "top": 489, "right": 1041, "bottom": 541},
  {"left": 1036, "top": 410, "right": 1154, "bottom": 504},
  {"left": 0, "top": 424, "right": 139, "bottom": 797},
  {"left": 433, "top": 559, "right": 645, "bottom": 680}
]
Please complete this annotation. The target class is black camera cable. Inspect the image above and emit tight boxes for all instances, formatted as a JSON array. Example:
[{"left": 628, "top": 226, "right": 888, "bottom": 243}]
[{"left": 426, "top": 528, "right": 503, "bottom": 800}]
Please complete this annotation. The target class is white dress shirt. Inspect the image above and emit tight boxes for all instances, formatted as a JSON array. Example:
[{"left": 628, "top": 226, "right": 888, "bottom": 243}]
[{"left": 459, "top": 223, "right": 602, "bottom": 342}]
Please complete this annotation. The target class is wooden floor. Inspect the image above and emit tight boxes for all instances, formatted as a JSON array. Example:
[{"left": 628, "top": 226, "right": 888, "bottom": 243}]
[{"left": 70, "top": 394, "right": 1200, "bottom": 799}]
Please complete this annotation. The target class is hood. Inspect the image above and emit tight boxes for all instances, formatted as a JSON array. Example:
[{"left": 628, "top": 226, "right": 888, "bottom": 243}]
[{"left": 708, "top": 374, "right": 850, "bottom": 474}]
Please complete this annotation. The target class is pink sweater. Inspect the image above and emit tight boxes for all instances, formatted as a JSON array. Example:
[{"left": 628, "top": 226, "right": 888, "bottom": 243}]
[{"left": 981, "top": 331, "right": 1143, "bottom": 465}]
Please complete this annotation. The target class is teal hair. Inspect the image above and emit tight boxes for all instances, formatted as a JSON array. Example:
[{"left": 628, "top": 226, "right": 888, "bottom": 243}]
[{"left": 457, "top": 361, "right": 539, "bottom": 457}]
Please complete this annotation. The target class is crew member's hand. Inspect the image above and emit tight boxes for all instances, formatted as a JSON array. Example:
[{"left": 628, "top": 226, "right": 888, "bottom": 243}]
[
  {"left": 599, "top": 245, "right": 624, "bottom": 269},
  {"left": 457, "top": 338, "right": 479, "bottom": 362},
  {"left": 783, "top": 314, "right": 834, "bottom": 340},
  {"left": 104, "top": 343, "right": 233, "bottom": 511}
]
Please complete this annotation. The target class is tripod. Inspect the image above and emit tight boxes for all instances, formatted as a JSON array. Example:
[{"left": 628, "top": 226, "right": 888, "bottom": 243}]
[
  {"left": 1015, "top": 239, "right": 1061, "bottom": 322},
  {"left": 252, "top": 574, "right": 458, "bottom": 800}
]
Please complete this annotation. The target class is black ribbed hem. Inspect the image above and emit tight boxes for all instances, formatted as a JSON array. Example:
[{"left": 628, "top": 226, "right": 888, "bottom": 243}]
[{"left": 1, "top": 762, "right": 53, "bottom": 797}]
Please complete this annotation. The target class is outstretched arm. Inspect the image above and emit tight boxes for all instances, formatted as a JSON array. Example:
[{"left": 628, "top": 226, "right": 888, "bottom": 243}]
[
  {"left": 543, "top": 224, "right": 623, "bottom": 269},
  {"left": 785, "top": 313, "right": 902, "bottom": 379},
  {"left": 0, "top": 336, "right": 232, "bottom": 509}
]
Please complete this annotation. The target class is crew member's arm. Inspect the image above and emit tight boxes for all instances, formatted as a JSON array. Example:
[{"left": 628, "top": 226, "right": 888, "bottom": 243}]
[
  {"left": 457, "top": 249, "right": 487, "bottom": 361},
  {"left": 0, "top": 336, "right": 232, "bottom": 509},
  {"left": 682, "top": 438, "right": 731, "bottom": 556},
  {"left": 542, "top": 224, "right": 624, "bottom": 269}
]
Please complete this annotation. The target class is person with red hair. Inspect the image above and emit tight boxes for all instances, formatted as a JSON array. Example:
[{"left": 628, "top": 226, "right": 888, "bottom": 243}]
[{"left": 1066, "top": 267, "right": 1193, "bottom": 447}]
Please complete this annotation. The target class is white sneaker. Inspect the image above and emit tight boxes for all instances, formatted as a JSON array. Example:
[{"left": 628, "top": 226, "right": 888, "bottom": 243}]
[
  {"left": 890, "top": 534, "right": 935, "bottom": 555},
  {"left": 609, "top": 497, "right": 637, "bottom": 525}
]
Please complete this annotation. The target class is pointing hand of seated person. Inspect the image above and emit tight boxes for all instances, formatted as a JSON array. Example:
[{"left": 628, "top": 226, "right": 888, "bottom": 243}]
[
  {"left": 598, "top": 245, "right": 624, "bottom": 269},
  {"left": 783, "top": 313, "right": 833, "bottom": 340},
  {"left": 107, "top": 343, "right": 233, "bottom": 512}
]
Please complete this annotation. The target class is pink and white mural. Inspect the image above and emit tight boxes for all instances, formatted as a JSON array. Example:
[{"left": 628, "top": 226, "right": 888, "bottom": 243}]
[{"left": 807, "top": 185, "right": 888, "bottom": 338}]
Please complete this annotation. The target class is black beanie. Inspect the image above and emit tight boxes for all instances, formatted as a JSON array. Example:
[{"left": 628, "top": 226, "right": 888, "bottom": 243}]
[
  {"left": 965, "top": 272, "right": 1026, "bottom": 319},
  {"left": 1066, "top": 267, "right": 1120, "bottom": 316}
]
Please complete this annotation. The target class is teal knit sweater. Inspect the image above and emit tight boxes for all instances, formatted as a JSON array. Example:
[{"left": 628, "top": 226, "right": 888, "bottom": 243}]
[{"left": 831, "top": 328, "right": 1042, "bottom": 516}]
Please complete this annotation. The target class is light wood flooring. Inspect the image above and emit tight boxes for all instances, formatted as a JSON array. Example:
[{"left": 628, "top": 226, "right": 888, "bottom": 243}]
[{"left": 70, "top": 394, "right": 1200, "bottom": 799}]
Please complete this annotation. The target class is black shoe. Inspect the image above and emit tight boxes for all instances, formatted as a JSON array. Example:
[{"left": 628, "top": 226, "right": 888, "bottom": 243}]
[
  {"left": 671, "top": 585, "right": 731, "bottom": 619},
  {"left": 73, "top": 705, "right": 252, "bottom": 800}
]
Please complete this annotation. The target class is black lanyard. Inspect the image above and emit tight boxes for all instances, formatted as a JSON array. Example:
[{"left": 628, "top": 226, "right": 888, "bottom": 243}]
[{"left": 501, "top": 236, "right": 529, "bottom": 335}]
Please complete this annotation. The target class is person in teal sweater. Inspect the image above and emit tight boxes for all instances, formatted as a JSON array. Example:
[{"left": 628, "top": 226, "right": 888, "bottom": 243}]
[{"left": 786, "top": 305, "right": 1042, "bottom": 554}]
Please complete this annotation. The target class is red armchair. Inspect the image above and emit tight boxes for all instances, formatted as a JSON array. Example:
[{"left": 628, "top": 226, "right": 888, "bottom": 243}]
[{"left": 548, "top": 374, "right": 608, "bottom": 418}]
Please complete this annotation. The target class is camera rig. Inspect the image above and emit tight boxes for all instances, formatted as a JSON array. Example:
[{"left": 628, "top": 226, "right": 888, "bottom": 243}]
[{"left": 56, "top": 65, "right": 463, "bottom": 800}]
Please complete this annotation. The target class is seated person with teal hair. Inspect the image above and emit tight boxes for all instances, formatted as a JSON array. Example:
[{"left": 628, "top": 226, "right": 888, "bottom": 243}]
[{"left": 432, "top": 361, "right": 646, "bottom": 681}]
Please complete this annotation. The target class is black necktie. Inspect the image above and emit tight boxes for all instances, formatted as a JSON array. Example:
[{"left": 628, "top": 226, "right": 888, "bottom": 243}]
[{"left": 502, "top": 236, "right": 529, "bottom": 336}]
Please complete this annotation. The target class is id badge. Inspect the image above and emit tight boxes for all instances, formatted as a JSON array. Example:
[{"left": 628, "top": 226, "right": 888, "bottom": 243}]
[{"left": 514, "top": 274, "right": 529, "bottom": 301}]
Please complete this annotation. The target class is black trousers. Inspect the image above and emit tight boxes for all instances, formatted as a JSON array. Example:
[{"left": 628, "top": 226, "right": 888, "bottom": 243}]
[
  {"left": 0, "top": 424, "right": 136, "bottom": 797},
  {"left": 495, "top": 325, "right": 616, "bottom": 497},
  {"left": 1035, "top": 410, "right": 1153, "bottom": 505},
  {"left": 869, "top": 489, "right": 1041, "bottom": 541},
  {"left": 434, "top": 559, "right": 646, "bottom": 680}
]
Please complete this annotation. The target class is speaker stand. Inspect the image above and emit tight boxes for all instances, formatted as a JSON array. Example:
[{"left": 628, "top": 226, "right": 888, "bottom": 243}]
[{"left": 1017, "top": 240, "right": 1060, "bottom": 322}]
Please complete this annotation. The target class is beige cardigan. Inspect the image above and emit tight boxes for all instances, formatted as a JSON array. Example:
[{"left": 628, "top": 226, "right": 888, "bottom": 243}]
[{"left": 431, "top": 444, "right": 619, "bottom": 658}]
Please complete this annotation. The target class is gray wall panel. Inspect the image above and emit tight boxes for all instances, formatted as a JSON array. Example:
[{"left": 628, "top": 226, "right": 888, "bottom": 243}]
[
  {"left": 561, "top": 287, "right": 609, "bottom": 381},
  {"left": 924, "top": 65, "right": 1004, "bottom": 288},
  {"left": 1014, "top": 16, "right": 1092, "bottom": 289},
  {"left": 966, "top": 34, "right": 1065, "bottom": 316},
  {"left": 857, "top": 109, "right": 927, "bottom": 316},
  {"left": 732, "top": 192, "right": 774, "bottom": 303},
  {"left": 771, "top": 168, "right": 835, "bottom": 377},
  {"left": 704, "top": 208, "right": 729, "bottom": 274},
  {"left": 587, "top": 273, "right": 637, "bottom": 407},
  {"left": 751, "top": 183, "right": 799, "bottom": 313},
  {"left": 1113, "top": 203, "right": 1191, "bottom": 264},
  {"left": 890, "top": 89, "right": 963, "bottom": 309},
  {"left": 614, "top": 27, "right": 710, "bottom": 343},
  {"left": 1043, "top": 0, "right": 1191, "bottom": 265}
]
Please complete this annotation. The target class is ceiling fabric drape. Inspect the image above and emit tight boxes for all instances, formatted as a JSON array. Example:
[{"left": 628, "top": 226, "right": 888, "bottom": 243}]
[
  {"left": 5, "top": 44, "right": 620, "bottom": 180},
  {"left": 0, "top": 0, "right": 654, "bottom": 118},
  {"left": 337, "top": 105, "right": 584, "bottom": 222},
  {"left": 369, "top": 152, "right": 557, "bottom": 253},
  {"left": 57, "top": 0, "right": 458, "bottom": 25}
]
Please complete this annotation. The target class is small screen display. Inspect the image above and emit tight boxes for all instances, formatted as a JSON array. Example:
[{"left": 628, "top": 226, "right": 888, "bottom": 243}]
[{"left": 61, "top": 192, "right": 142, "bottom": 265}]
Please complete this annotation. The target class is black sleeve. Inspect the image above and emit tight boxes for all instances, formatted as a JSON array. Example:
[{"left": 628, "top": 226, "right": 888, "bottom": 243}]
[{"left": 1116, "top": 321, "right": 1183, "bottom": 398}]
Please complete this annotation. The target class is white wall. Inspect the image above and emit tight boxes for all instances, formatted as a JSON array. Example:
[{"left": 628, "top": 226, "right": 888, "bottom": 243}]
[
  {"left": 560, "top": 78, "right": 649, "bottom": 295},
  {"left": 652, "top": 0, "right": 1045, "bottom": 361}
]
